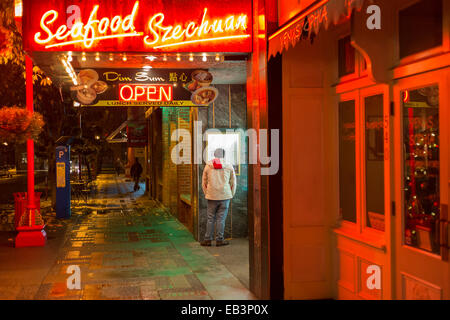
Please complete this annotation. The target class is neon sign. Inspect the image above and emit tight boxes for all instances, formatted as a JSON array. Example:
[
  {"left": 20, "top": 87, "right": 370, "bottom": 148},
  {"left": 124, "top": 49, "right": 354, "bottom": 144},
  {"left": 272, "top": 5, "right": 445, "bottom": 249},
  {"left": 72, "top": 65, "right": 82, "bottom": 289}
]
[
  {"left": 35, "top": 1, "right": 141, "bottom": 49},
  {"left": 119, "top": 84, "right": 173, "bottom": 102},
  {"left": 25, "top": 0, "right": 252, "bottom": 52},
  {"left": 144, "top": 8, "right": 249, "bottom": 49}
]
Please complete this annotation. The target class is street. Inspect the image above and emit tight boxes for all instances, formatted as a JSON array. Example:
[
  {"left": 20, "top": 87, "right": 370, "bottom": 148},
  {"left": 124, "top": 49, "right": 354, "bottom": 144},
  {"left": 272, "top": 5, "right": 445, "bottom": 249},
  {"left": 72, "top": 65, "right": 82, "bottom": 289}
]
[{"left": 0, "top": 174, "right": 253, "bottom": 300}]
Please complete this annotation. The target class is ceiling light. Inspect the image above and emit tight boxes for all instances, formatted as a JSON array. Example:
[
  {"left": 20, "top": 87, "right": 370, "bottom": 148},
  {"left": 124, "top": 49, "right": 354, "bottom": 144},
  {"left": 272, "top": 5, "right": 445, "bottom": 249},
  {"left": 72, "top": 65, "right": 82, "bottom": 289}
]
[
  {"left": 143, "top": 65, "right": 152, "bottom": 69},
  {"left": 215, "top": 54, "right": 220, "bottom": 61},
  {"left": 146, "top": 56, "right": 156, "bottom": 61},
  {"left": 176, "top": 54, "right": 181, "bottom": 61},
  {"left": 189, "top": 54, "right": 194, "bottom": 61},
  {"left": 95, "top": 53, "right": 100, "bottom": 61},
  {"left": 109, "top": 53, "right": 114, "bottom": 61},
  {"left": 122, "top": 54, "right": 127, "bottom": 61},
  {"left": 163, "top": 54, "right": 167, "bottom": 61},
  {"left": 81, "top": 52, "right": 86, "bottom": 61},
  {"left": 202, "top": 53, "right": 207, "bottom": 62}
]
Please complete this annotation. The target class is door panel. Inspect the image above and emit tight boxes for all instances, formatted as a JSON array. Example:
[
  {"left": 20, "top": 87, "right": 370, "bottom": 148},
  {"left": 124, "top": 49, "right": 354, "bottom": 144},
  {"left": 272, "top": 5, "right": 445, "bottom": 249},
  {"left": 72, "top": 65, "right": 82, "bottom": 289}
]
[
  {"left": 283, "top": 94, "right": 332, "bottom": 299},
  {"left": 335, "top": 86, "right": 392, "bottom": 300},
  {"left": 394, "top": 69, "right": 450, "bottom": 300}
]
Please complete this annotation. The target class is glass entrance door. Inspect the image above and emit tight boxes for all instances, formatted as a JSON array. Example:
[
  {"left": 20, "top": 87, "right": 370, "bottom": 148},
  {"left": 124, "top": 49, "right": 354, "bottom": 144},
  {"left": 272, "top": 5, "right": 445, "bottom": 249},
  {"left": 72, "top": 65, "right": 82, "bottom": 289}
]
[
  {"left": 394, "top": 71, "right": 450, "bottom": 300},
  {"left": 402, "top": 84, "right": 441, "bottom": 254}
]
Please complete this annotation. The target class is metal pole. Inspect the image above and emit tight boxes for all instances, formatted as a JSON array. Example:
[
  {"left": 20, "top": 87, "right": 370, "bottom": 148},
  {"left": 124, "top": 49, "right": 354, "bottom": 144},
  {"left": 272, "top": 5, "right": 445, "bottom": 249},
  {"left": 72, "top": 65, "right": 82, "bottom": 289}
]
[
  {"left": 26, "top": 55, "right": 35, "bottom": 215},
  {"left": 79, "top": 112, "right": 82, "bottom": 180}
]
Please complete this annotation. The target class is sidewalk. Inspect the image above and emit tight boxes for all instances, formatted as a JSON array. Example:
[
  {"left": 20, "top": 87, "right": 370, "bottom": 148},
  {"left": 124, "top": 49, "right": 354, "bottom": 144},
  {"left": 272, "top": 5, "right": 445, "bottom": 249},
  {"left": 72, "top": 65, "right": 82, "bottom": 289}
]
[{"left": 0, "top": 174, "right": 255, "bottom": 300}]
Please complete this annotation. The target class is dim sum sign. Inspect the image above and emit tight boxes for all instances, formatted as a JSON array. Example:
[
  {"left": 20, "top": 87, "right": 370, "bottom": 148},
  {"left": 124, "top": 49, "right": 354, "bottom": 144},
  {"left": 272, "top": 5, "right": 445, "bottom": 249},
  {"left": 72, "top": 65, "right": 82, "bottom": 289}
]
[{"left": 22, "top": 0, "right": 252, "bottom": 53}]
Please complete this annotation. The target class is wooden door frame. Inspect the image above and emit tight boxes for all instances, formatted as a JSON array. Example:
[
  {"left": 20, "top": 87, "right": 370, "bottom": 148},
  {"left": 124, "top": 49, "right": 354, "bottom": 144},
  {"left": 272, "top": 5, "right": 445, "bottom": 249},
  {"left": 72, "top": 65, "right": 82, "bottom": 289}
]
[
  {"left": 393, "top": 67, "right": 450, "bottom": 299},
  {"left": 336, "top": 83, "right": 393, "bottom": 299}
]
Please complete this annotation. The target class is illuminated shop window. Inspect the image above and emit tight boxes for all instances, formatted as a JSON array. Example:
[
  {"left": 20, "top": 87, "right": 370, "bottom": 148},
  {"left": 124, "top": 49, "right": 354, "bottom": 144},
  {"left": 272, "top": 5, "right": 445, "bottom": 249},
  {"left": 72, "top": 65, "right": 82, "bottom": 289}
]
[
  {"left": 339, "top": 100, "right": 357, "bottom": 223},
  {"left": 399, "top": 0, "right": 443, "bottom": 59},
  {"left": 365, "top": 95, "right": 385, "bottom": 231},
  {"left": 402, "top": 85, "right": 440, "bottom": 254},
  {"left": 14, "top": 0, "right": 22, "bottom": 17}
]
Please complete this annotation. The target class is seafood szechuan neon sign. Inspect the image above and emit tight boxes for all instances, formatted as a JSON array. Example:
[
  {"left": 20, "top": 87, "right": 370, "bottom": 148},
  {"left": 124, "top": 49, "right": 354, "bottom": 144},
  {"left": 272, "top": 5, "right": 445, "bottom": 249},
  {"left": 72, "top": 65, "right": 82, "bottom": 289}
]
[{"left": 32, "top": 1, "right": 250, "bottom": 50}]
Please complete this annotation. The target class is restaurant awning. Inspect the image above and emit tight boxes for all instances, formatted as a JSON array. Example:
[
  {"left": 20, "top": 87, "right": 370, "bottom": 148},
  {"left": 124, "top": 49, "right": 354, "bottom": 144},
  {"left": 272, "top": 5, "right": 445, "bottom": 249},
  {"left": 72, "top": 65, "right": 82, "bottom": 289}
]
[{"left": 268, "top": 0, "right": 365, "bottom": 59}]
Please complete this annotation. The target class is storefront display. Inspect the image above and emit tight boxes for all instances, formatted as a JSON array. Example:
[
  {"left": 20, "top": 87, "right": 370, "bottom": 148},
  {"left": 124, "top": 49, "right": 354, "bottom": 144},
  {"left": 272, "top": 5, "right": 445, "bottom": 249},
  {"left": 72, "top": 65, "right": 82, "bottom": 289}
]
[
  {"left": 402, "top": 85, "right": 440, "bottom": 254},
  {"left": 72, "top": 68, "right": 218, "bottom": 106}
]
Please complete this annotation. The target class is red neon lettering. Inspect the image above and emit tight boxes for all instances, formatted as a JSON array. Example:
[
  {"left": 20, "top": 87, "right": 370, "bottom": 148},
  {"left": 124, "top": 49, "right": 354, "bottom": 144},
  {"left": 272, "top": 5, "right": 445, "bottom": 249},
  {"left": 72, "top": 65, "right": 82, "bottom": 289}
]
[
  {"left": 35, "top": 1, "right": 141, "bottom": 49},
  {"left": 144, "top": 8, "right": 249, "bottom": 48},
  {"left": 33, "top": 2, "right": 249, "bottom": 50}
]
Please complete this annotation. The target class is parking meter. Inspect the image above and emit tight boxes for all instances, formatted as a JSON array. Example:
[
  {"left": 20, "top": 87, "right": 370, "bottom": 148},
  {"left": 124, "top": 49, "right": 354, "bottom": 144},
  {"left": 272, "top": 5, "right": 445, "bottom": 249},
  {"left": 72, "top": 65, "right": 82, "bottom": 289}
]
[{"left": 56, "top": 146, "right": 71, "bottom": 219}]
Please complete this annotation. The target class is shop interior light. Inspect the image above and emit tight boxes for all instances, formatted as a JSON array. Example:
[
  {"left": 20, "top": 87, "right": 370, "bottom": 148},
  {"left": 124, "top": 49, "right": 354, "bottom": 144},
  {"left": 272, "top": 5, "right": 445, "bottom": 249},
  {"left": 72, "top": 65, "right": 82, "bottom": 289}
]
[
  {"left": 14, "top": 0, "right": 22, "bottom": 17},
  {"left": 215, "top": 54, "right": 220, "bottom": 61},
  {"left": 146, "top": 56, "right": 157, "bottom": 61},
  {"left": 62, "top": 56, "right": 78, "bottom": 86},
  {"left": 143, "top": 65, "right": 152, "bottom": 69},
  {"left": 95, "top": 53, "right": 100, "bottom": 61},
  {"left": 202, "top": 53, "right": 207, "bottom": 62},
  {"left": 176, "top": 54, "right": 181, "bottom": 61},
  {"left": 109, "top": 53, "right": 114, "bottom": 61},
  {"left": 122, "top": 54, "right": 127, "bottom": 61},
  {"left": 189, "top": 54, "right": 194, "bottom": 61},
  {"left": 163, "top": 54, "right": 167, "bottom": 61},
  {"left": 81, "top": 52, "right": 86, "bottom": 61}
]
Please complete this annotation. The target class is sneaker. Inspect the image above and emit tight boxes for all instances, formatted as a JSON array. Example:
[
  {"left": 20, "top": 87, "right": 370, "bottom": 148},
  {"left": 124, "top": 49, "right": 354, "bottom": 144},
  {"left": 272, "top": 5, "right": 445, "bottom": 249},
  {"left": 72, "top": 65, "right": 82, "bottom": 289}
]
[
  {"left": 200, "top": 240, "right": 212, "bottom": 246},
  {"left": 216, "top": 240, "right": 229, "bottom": 247}
]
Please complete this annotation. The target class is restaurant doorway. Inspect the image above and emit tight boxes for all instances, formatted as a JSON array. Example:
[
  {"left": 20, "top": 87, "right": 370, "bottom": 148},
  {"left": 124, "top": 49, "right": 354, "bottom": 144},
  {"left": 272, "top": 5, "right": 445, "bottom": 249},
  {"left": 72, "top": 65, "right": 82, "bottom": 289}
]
[{"left": 143, "top": 55, "right": 250, "bottom": 289}]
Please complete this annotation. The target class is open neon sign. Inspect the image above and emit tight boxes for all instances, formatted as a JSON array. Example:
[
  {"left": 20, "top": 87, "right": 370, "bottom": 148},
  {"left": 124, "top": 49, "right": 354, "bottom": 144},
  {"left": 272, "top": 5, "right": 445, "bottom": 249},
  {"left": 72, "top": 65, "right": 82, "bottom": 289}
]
[
  {"left": 31, "top": 1, "right": 250, "bottom": 51},
  {"left": 119, "top": 84, "right": 173, "bottom": 102}
]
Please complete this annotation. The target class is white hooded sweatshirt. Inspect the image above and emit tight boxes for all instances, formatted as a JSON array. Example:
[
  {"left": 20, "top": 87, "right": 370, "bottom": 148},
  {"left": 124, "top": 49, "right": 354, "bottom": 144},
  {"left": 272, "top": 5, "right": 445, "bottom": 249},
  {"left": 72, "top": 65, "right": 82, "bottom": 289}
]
[{"left": 202, "top": 159, "right": 236, "bottom": 200}]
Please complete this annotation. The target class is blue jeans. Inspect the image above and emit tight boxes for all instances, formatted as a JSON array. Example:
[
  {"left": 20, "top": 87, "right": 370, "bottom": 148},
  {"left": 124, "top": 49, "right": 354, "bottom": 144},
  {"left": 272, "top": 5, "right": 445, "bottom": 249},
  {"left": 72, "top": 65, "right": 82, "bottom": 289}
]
[{"left": 204, "top": 200, "right": 230, "bottom": 241}]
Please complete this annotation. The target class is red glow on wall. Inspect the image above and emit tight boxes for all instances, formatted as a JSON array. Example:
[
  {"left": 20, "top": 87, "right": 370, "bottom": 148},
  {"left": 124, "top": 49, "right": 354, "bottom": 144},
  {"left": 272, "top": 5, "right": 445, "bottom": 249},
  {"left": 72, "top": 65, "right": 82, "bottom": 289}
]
[{"left": 119, "top": 84, "right": 173, "bottom": 102}]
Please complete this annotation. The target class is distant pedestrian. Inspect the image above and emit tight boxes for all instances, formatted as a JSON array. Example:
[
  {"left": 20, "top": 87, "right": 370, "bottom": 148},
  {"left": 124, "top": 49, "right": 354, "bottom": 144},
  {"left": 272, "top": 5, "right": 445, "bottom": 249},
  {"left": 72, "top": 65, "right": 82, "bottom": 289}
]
[
  {"left": 200, "top": 148, "right": 236, "bottom": 247},
  {"left": 115, "top": 157, "right": 123, "bottom": 176},
  {"left": 130, "top": 158, "right": 143, "bottom": 192}
]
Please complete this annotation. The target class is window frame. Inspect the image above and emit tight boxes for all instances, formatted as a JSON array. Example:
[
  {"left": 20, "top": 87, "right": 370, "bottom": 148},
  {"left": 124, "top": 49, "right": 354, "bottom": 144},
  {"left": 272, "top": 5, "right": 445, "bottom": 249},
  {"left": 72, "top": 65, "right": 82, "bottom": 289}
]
[
  {"left": 396, "top": 0, "right": 449, "bottom": 67},
  {"left": 337, "top": 85, "right": 390, "bottom": 243},
  {"left": 338, "top": 34, "right": 368, "bottom": 83},
  {"left": 394, "top": 70, "right": 448, "bottom": 258}
]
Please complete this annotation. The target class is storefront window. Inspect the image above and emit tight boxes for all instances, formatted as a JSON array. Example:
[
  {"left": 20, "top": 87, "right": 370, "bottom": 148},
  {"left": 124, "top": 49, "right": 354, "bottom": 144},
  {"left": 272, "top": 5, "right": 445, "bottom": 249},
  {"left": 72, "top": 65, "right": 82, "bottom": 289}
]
[
  {"left": 339, "top": 100, "right": 356, "bottom": 223},
  {"left": 399, "top": 0, "right": 442, "bottom": 59},
  {"left": 365, "top": 95, "right": 385, "bottom": 231},
  {"left": 338, "top": 36, "right": 355, "bottom": 78},
  {"left": 402, "top": 85, "right": 440, "bottom": 254}
]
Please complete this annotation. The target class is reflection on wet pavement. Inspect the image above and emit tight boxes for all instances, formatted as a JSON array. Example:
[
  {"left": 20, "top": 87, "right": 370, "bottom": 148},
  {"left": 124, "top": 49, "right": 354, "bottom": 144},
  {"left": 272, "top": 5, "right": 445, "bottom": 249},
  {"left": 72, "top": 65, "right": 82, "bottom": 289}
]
[{"left": 0, "top": 174, "right": 254, "bottom": 300}]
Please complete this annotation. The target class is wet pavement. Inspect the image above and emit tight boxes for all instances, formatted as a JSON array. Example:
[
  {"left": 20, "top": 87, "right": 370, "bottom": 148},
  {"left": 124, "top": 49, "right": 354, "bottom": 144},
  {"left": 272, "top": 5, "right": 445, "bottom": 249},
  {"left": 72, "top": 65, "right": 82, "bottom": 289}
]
[{"left": 0, "top": 174, "right": 254, "bottom": 300}]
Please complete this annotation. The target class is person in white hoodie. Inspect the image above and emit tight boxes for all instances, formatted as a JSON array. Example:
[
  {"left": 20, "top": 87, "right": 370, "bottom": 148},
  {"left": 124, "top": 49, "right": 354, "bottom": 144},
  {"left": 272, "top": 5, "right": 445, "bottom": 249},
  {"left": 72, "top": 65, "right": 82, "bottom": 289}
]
[{"left": 201, "top": 148, "right": 236, "bottom": 246}]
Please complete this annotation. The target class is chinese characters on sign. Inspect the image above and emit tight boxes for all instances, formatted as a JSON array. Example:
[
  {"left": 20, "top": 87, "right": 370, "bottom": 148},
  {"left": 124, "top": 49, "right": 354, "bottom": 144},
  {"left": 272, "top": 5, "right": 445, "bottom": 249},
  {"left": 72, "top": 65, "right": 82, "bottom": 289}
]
[{"left": 72, "top": 69, "right": 218, "bottom": 107}]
